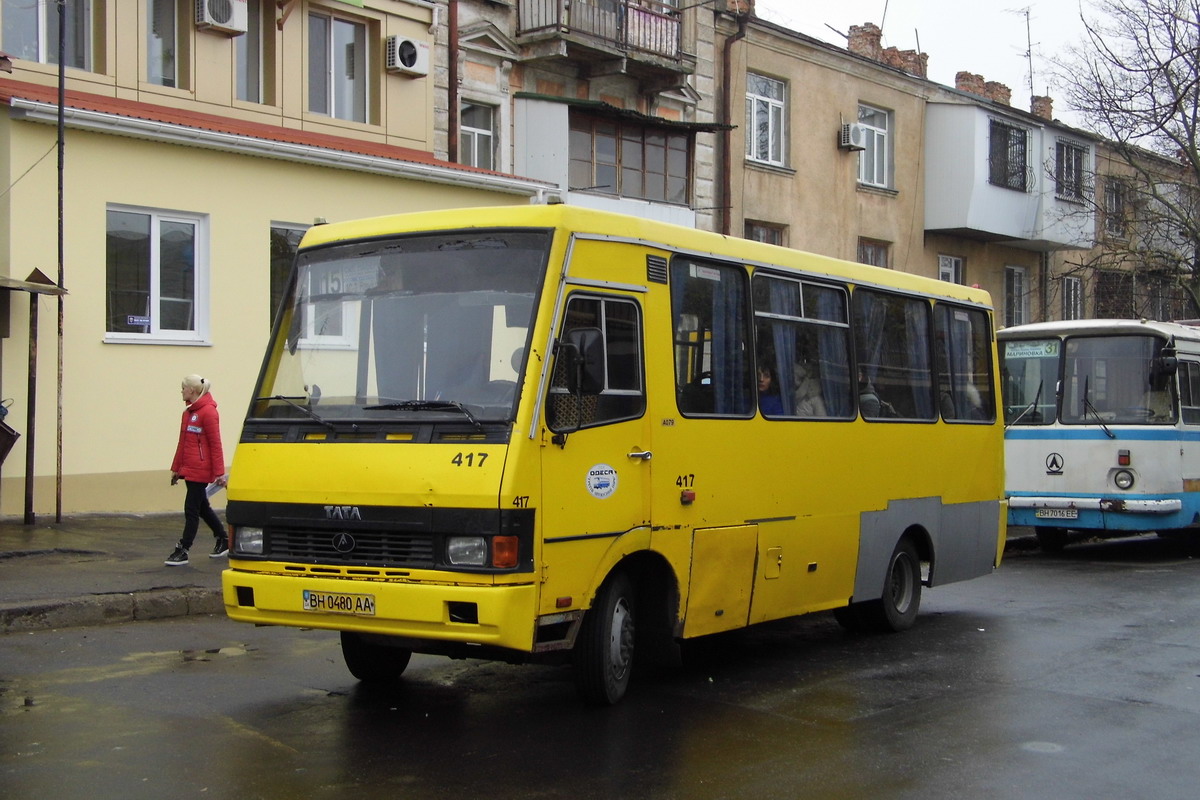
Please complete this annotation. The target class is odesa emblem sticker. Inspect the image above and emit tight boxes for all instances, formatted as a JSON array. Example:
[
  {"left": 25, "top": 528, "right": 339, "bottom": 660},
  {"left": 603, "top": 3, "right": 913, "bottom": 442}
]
[{"left": 586, "top": 464, "right": 618, "bottom": 499}]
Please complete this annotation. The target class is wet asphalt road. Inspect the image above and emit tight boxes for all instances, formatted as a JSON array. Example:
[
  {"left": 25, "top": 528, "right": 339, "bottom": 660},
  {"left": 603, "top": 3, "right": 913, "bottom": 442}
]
[{"left": 3, "top": 534, "right": 1200, "bottom": 800}]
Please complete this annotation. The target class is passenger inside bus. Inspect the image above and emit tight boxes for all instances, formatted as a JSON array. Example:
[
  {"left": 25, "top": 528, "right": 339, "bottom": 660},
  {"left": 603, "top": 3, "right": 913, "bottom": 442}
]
[
  {"left": 757, "top": 366, "right": 785, "bottom": 416},
  {"left": 793, "top": 359, "right": 827, "bottom": 417}
]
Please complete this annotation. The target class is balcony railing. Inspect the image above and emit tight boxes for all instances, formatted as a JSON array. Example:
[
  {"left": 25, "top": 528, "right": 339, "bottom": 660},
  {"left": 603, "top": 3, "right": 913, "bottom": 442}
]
[{"left": 518, "top": 0, "right": 683, "bottom": 62}]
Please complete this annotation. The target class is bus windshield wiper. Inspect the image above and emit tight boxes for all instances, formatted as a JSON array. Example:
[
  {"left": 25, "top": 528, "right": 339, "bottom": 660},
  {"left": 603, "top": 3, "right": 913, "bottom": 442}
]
[
  {"left": 1007, "top": 380, "right": 1043, "bottom": 428},
  {"left": 363, "top": 399, "right": 484, "bottom": 432},
  {"left": 1081, "top": 377, "right": 1116, "bottom": 439},
  {"left": 257, "top": 394, "right": 337, "bottom": 432}
]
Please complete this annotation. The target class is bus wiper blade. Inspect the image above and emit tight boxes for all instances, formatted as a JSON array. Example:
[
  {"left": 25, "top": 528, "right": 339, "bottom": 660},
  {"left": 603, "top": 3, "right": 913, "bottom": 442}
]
[
  {"left": 1082, "top": 378, "right": 1116, "bottom": 439},
  {"left": 257, "top": 395, "right": 337, "bottom": 432},
  {"left": 1007, "top": 380, "right": 1043, "bottom": 428},
  {"left": 363, "top": 400, "right": 484, "bottom": 432}
]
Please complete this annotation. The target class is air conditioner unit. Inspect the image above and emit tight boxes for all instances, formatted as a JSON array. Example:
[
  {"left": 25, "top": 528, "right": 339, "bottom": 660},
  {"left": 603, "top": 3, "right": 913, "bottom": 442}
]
[
  {"left": 385, "top": 36, "right": 430, "bottom": 77},
  {"left": 839, "top": 123, "right": 868, "bottom": 151},
  {"left": 196, "top": 0, "right": 248, "bottom": 36}
]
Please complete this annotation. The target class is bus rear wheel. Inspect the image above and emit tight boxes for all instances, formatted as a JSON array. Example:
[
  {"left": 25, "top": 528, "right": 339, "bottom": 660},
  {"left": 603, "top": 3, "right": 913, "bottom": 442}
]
[
  {"left": 839, "top": 539, "right": 922, "bottom": 633},
  {"left": 573, "top": 572, "right": 636, "bottom": 705},
  {"left": 340, "top": 631, "right": 412, "bottom": 683}
]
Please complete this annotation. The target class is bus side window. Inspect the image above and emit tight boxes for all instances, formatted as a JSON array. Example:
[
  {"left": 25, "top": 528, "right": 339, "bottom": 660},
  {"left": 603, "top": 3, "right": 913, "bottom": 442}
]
[
  {"left": 1181, "top": 361, "right": 1200, "bottom": 424},
  {"left": 751, "top": 273, "right": 854, "bottom": 419},
  {"left": 934, "top": 304, "right": 995, "bottom": 422},
  {"left": 671, "top": 258, "right": 754, "bottom": 417},
  {"left": 547, "top": 295, "right": 645, "bottom": 431},
  {"left": 852, "top": 289, "right": 936, "bottom": 421}
]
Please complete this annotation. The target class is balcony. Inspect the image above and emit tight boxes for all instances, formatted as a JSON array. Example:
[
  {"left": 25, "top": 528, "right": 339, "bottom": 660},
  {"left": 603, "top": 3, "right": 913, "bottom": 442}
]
[
  {"left": 517, "top": 0, "right": 695, "bottom": 91},
  {"left": 924, "top": 103, "right": 1096, "bottom": 252}
]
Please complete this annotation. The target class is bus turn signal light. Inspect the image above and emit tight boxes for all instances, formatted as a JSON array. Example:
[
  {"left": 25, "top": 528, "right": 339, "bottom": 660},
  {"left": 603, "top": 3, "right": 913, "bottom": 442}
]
[
  {"left": 681, "top": 490, "right": 695, "bottom": 505},
  {"left": 492, "top": 535, "right": 519, "bottom": 568},
  {"left": 1118, "top": 450, "right": 1131, "bottom": 466}
]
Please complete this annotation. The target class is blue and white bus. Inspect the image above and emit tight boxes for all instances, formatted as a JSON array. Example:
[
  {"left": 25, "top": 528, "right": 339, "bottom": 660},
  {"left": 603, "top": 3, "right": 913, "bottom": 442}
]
[{"left": 1000, "top": 319, "right": 1200, "bottom": 550}]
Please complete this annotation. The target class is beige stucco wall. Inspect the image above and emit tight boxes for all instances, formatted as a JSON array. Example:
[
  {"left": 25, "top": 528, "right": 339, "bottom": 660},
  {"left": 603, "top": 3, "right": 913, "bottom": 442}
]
[{"left": 0, "top": 118, "right": 528, "bottom": 517}]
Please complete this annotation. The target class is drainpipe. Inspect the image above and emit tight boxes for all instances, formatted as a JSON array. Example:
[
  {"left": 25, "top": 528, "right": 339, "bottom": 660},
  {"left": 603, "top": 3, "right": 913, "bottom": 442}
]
[
  {"left": 719, "top": 13, "right": 748, "bottom": 236},
  {"left": 447, "top": 0, "right": 459, "bottom": 163}
]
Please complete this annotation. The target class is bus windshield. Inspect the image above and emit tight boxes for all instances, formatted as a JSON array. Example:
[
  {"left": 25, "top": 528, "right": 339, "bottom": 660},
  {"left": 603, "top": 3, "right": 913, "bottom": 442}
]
[
  {"left": 253, "top": 229, "right": 550, "bottom": 423},
  {"left": 1060, "top": 335, "right": 1175, "bottom": 425},
  {"left": 1002, "top": 338, "right": 1059, "bottom": 425}
]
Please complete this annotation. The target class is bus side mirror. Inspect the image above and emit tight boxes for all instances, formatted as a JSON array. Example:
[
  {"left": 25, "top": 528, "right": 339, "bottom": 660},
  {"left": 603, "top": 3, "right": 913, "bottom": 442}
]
[
  {"left": 561, "top": 328, "right": 605, "bottom": 395},
  {"left": 1150, "top": 345, "right": 1178, "bottom": 391}
]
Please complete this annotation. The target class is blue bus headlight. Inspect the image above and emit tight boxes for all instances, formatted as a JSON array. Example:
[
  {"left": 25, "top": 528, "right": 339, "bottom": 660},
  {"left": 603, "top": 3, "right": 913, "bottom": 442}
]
[
  {"left": 448, "top": 536, "right": 487, "bottom": 566},
  {"left": 1113, "top": 470, "right": 1135, "bottom": 490},
  {"left": 234, "top": 526, "right": 265, "bottom": 554}
]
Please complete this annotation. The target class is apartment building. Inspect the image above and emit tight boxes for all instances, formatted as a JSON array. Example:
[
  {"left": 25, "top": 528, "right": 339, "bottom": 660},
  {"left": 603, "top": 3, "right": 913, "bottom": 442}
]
[
  {"left": 712, "top": 10, "right": 1097, "bottom": 330},
  {"left": 0, "top": 0, "right": 551, "bottom": 516}
]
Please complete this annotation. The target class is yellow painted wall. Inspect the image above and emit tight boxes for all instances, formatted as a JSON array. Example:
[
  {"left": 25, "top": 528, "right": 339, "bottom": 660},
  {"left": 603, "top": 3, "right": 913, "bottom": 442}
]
[{"left": 0, "top": 121, "right": 527, "bottom": 516}]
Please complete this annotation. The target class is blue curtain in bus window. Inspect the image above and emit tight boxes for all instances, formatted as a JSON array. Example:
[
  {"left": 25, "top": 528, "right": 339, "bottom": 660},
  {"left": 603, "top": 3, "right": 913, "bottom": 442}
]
[
  {"left": 904, "top": 300, "right": 936, "bottom": 419},
  {"left": 712, "top": 268, "right": 752, "bottom": 415},
  {"left": 767, "top": 278, "right": 797, "bottom": 415},
  {"left": 815, "top": 289, "right": 852, "bottom": 416}
]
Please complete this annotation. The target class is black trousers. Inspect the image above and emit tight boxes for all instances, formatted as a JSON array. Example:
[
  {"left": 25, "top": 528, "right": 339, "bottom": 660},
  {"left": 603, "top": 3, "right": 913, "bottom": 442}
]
[{"left": 181, "top": 480, "right": 224, "bottom": 549}]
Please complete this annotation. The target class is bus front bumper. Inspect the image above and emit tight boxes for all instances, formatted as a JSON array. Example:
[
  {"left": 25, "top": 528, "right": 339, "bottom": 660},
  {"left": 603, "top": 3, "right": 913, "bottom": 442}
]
[
  {"left": 1009, "top": 496, "right": 1183, "bottom": 515},
  {"left": 222, "top": 568, "right": 539, "bottom": 652}
]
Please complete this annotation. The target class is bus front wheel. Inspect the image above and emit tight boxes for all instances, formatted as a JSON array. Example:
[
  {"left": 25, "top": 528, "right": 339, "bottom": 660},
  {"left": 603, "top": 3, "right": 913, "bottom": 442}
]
[
  {"left": 837, "top": 539, "right": 922, "bottom": 633},
  {"left": 340, "top": 631, "right": 412, "bottom": 683},
  {"left": 573, "top": 572, "right": 636, "bottom": 705}
]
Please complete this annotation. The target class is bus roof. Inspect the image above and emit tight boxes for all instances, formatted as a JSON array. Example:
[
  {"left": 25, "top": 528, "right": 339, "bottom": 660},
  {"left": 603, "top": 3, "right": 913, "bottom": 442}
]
[
  {"left": 998, "top": 318, "right": 1200, "bottom": 342},
  {"left": 298, "top": 204, "right": 994, "bottom": 308}
]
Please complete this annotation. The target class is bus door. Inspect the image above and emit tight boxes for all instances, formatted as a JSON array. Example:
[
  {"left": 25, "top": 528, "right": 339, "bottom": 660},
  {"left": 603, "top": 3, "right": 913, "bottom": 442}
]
[{"left": 539, "top": 292, "right": 651, "bottom": 609}]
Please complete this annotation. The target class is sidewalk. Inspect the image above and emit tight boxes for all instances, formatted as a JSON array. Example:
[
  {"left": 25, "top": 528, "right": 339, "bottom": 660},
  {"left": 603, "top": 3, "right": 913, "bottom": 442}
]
[
  {"left": 0, "top": 513, "right": 1038, "bottom": 635},
  {"left": 0, "top": 513, "right": 225, "bottom": 634}
]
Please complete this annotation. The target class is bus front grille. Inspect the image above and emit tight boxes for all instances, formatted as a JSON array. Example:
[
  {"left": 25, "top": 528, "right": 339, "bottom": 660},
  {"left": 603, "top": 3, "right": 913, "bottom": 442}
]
[{"left": 267, "top": 527, "right": 436, "bottom": 568}]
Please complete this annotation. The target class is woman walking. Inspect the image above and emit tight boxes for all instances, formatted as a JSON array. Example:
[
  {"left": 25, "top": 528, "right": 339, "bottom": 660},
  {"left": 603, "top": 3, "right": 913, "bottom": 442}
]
[{"left": 166, "top": 375, "right": 228, "bottom": 566}]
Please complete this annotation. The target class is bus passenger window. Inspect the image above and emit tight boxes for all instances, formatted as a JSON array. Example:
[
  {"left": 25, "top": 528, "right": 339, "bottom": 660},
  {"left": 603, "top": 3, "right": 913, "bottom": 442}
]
[
  {"left": 547, "top": 295, "right": 645, "bottom": 431},
  {"left": 934, "top": 304, "right": 995, "bottom": 422},
  {"left": 671, "top": 259, "right": 754, "bottom": 417},
  {"left": 1181, "top": 362, "right": 1200, "bottom": 424},
  {"left": 751, "top": 274, "right": 853, "bottom": 419},
  {"left": 853, "top": 290, "right": 936, "bottom": 420}
]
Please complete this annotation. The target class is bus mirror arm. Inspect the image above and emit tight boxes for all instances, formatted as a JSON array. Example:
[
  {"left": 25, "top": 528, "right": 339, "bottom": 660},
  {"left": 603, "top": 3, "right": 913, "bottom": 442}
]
[
  {"left": 558, "top": 328, "right": 605, "bottom": 396},
  {"left": 1150, "top": 341, "right": 1177, "bottom": 391}
]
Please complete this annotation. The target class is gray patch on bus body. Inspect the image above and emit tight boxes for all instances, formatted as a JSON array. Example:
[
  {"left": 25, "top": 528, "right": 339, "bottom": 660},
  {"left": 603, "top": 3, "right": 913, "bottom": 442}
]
[{"left": 854, "top": 497, "right": 1001, "bottom": 601}]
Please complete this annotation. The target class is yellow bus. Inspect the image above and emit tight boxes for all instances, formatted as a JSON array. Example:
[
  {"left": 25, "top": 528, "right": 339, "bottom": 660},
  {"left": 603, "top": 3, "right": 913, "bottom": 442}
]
[{"left": 222, "top": 205, "right": 1005, "bottom": 704}]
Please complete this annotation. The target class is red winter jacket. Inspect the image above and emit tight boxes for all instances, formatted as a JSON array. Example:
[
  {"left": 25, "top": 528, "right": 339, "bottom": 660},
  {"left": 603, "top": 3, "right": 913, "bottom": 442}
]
[{"left": 171, "top": 392, "right": 226, "bottom": 483}]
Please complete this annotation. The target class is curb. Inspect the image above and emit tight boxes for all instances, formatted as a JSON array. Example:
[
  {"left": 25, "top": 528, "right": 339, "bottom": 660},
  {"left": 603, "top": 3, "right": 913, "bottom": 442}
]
[{"left": 0, "top": 587, "right": 224, "bottom": 634}]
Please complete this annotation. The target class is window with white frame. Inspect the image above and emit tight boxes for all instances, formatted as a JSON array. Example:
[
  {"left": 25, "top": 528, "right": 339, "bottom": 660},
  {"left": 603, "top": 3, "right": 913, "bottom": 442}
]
[
  {"left": 2, "top": 0, "right": 91, "bottom": 69},
  {"left": 236, "top": 0, "right": 266, "bottom": 103},
  {"left": 1055, "top": 139, "right": 1087, "bottom": 201},
  {"left": 746, "top": 73, "right": 786, "bottom": 167},
  {"left": 939, "top": 254, "right": 965, "bottom": 284},
  {"left": 857, "top": 104, "right": 890, "bottom": 188},
  {"left": 989, "top": 119, "right": 1029, "bottom": 192},
  {"left": 1005, "top": 265, "right": 1028, "bottom": 327},
  {"left": 147, "top": 0, "right": 178, "bottom": 87},
  {"left": 1062, "top": 275, "right": 1083, "bottom": 320},
  {"left": 309, "top": 11, "right": 367, "bottom": 122},
  {"left": 106, "top": 207, "right": 208, "bottom": 342},
  {"left": 460, "top": 102, "right": 496, "bottom": 170}
]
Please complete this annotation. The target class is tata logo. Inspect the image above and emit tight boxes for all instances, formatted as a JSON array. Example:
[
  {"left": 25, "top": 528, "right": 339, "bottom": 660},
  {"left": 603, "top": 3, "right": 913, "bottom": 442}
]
[
  {"left": 332, "top": 532, "right": 357, "bottom": 553},
  {"left": 325, "top": 505, "right": 362, "bottom": 520},
  {"left": 1045, "top": 452, "right": 1064, "bottom": 475}
]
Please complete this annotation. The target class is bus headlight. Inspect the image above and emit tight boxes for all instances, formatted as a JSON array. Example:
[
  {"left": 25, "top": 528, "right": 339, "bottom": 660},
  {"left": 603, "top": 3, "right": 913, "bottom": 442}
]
[
  {"left": 1113, "top": 470, "right": 1135, "bottom": 490},
  {"left": 234, "top": 526, "right": 265, "bottom": 554},
  {"left": 447, "top": 536, "right": 487, "bottom": 566}
]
